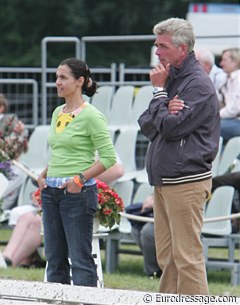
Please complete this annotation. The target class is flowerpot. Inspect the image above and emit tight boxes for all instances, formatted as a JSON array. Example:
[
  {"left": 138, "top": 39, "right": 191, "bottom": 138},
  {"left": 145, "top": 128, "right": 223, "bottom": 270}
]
[{"left": 93, "top": 218, "right": 100, "bottom": 233}]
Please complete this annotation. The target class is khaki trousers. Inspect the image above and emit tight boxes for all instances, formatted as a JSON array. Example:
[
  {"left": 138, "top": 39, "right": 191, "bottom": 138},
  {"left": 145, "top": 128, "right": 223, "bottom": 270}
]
[{"left": 154, "top": 179, "right": 211, "bottom": 295}]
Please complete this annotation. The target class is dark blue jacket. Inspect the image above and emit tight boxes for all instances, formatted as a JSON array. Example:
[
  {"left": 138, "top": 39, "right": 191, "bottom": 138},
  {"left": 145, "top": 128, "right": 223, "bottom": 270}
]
[{"left": 138, "top": 52, "right": 220, "bottom": 186}]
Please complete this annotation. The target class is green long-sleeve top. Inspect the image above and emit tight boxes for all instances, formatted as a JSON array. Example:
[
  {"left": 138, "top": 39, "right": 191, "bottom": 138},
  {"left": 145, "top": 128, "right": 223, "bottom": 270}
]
[{"left": 47, "top": 103, "right": 116, "bottom": 177}]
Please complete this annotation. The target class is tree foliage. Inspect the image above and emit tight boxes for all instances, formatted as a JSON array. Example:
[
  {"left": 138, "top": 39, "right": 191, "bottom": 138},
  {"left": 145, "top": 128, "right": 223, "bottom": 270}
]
[{"left": 0, "top": 0, "right": 237, "bottom": 67}]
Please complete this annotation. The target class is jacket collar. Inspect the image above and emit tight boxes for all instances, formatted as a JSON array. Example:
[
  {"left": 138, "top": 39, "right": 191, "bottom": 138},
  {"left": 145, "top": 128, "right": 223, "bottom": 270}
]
[{"left": 169, "top": 51, "right": 197, "bottom": 80}]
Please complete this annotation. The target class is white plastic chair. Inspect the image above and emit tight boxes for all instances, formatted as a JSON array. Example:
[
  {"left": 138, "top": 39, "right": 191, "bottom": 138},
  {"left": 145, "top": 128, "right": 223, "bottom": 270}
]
[
  {"left": 91, "top": 85, "right": 115, "bottom": 120},
  {"left": 211, "top": 136, "right": 223, "bottom": 177},
  {"left": 20, "top": 125, "right": 50, "bottom": 175},
  {"left": 135, "top": 170, "right": 148, "bottom": 184},
  {"left": 202, "top": 185, "right": 235, "bottom": 236},
  {"left": 135, "top": 141, "right": 150, "bottom": 184},
  {"left": 108, "top": 85, "right": 135, "bottom": 134},
  {"left": 201, "top": 185, "right": 240, "bottom": 285},
  {"left": 82, "top": 94, "right": 91, "bottom": 103},
  {"left": 114, "top": 128, "right": 139, "bottom": 182},
  {"left": 114, "top": 180, "right": 134, "bottom": 207},
  {"left": 0, "top": 173, "right": 9, "bottom": 199},
  {"left": 114, "top": 180, "right": 134, "bottom": 234},
  {"left": 17, "top": 176, "right": 38, "bottom": 206},
  {"left": 129, "top": 85, "right": 153, "bottom": 129},
  {"left": 218, "top": 136, "right": 240, "bottom": 175},
  {"left": 132, "top": 183, "right": 153, "bottom": 204}
]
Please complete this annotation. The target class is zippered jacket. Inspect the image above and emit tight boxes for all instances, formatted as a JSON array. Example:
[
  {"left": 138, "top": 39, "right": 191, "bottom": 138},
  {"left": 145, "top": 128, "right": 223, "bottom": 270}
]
[{"left": 138, "top": 52, "right": 220, "bottom": 186}]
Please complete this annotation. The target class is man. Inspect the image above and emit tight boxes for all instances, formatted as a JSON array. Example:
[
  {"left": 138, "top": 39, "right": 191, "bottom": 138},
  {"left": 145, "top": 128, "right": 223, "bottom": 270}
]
[
  {"left": 195, "top": 48, "right": 227, "bottom": 99},
  {"left": 138, "top": 18, "right": 220, "bottom": 295},
  {"left": 219, "top": 48, "right": 240, "bottom": 143}
]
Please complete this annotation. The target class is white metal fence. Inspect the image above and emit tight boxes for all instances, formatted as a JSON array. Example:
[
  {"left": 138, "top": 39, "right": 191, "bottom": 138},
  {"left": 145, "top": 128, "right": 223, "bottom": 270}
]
[{"left": 1, "top": 34, "right": 239, "bottom": 128}]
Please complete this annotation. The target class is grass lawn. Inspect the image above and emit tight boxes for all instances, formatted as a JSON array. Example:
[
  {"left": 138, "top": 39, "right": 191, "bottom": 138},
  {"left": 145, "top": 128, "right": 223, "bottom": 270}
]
[{"left": 1, "top": 227, "right": 240, "bottom": 296}]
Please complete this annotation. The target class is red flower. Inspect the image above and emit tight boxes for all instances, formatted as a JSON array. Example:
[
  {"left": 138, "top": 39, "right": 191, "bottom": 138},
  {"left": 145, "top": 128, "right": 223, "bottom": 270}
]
[
  {"left": 33, "top": 188, "right": 42, "bottom": 207},
  {"left": 32, "top": 179, "right": 125, "bottom": 230},
  {"left": 95, "top": 179, "right": 124, "bottom": 229}
]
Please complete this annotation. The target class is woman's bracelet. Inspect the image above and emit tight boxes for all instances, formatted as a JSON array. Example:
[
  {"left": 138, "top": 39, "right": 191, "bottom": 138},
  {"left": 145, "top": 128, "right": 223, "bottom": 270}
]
[{"left": 73, "top": 175, "right": 84, "bottom": 188}]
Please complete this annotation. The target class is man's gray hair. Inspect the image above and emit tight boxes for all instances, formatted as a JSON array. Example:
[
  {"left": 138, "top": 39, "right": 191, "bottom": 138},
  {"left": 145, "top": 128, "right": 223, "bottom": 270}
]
[
  {"left": 153, "top": 18, "right": 195, "bottom": 53},
  {"left": 195, "top": 48, "right": 215, "bottom": 67}
]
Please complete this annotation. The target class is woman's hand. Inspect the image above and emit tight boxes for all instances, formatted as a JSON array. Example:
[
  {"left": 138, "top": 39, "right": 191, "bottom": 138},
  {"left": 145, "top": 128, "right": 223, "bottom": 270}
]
[
  {"left": 38, "top": 175, "right": 47, "bottom": 191},
  {"left": 60, "top": 179, "right": 82, "bottom": 193},
  {"left": 38, "top": 167, "right": 48, "bottom": 191}
]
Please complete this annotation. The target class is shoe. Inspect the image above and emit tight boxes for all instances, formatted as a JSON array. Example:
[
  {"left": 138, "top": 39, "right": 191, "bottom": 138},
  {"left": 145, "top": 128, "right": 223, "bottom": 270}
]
[
  {"left": 19, "top": 264, "right": 31, "bottom": 269},
  {"left": 149, "top": 270, "right": 162, "bottom": 279},
  {"left": 4, "top": 257, "right": 12, "bottom": 266},
  {"left": 0, "top": 210, "right": 10, "bottom": 223}
]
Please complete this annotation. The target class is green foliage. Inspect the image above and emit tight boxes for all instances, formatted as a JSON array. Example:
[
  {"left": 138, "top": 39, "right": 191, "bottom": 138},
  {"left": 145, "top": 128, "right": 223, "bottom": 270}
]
[
  {"left": 0, "top": 0, "right": 239, "bottom": 67},
  {"left": 0, "top": 0, "right": 190, "bottom": 67}
]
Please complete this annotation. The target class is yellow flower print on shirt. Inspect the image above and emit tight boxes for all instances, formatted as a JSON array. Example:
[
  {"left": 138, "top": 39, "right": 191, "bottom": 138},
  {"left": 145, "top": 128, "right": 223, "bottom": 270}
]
[{"left": 56, "top": 113, "right": 75, "bottom": 133}]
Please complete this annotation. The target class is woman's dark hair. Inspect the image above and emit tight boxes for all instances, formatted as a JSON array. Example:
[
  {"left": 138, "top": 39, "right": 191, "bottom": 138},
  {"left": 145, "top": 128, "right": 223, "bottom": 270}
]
[{"left": 59, "top": 58, "right": 97, "bottom": 97}]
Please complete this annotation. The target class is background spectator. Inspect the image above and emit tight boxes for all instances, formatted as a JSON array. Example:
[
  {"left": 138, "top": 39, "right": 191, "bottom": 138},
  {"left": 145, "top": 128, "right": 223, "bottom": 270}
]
[
  {"left": 195, "top": 48, "right": 227, "bottom": 99},
  {"left": 0, "top": 93, "right": 28, "bottom": 212},
  {"left": 126, "top": 194, "right": 161, "bottom": 278},
  {"left": 219, "top": 48, "right": 240, "bottom": 143},
  {"left": 1, "top": 191, "right": 43, "bottom": 268}
]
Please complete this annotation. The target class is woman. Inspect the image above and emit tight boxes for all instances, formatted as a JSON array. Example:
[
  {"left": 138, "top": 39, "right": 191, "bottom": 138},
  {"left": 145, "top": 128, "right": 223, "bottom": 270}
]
[
  {"left": 2, "top": 211, "right": 42, "bottom": 268},
  {"left": 0, "top": 93, "right": 28, "bottom": 211},
  {"left": 38, "top": 58, "right": 116, "bottom": 287}
]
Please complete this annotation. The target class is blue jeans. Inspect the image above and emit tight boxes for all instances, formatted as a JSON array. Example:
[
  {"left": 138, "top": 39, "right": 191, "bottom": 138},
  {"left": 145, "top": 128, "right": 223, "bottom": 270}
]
[
  {"left": 221, "top": 118, "right": 240, "bottom": 143},
  {"left": 41, "top": 185, "right": 98, "bottom": 287}
]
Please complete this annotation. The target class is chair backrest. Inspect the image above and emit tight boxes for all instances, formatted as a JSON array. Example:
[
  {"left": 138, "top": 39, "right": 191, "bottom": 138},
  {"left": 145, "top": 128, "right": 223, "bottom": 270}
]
[
  {"left": 113, "top": 180, "right": 134, "bottom": 208},
  {"left": 108, "top": 85, "right": 135, "bottom": 126},
  {"left": 113, "top": 180, "right": 134, "bottom": 234},
  {"left": 218, "top": 136, "right": 240, "bottom": 175},
  {"left": 20, "top": 125, "right": 50, "bottom": 175},
  {"left": 202, "top": 185, "right": 235, "bottom": 236},
  {"left": 132, "top": 183, "right": 153, "bottom": 204},
  {"left": 129, "top": 85, "right": 152, "bottom": 128},
  {"left": 211, "top": 136, "right": 223, "bottom": 177},
  {"left": 0, "top": 173, "right": 9, "bottom": 199},
  {"left": 91, "top": 86, "right": 115, "bottom": 120},
  {"left": 82, "top": 94, "right": 91, "bottom": 103},
  {"left": 114, "top": 128, "right": 138, "bottom": 172},
  {"left": 17, "top": 177, "right": 38, "bottom": 206}
]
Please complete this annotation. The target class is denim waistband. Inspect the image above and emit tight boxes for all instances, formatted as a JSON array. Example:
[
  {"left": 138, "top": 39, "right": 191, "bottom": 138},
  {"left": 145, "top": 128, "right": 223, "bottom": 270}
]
[{"left": 46, "top": 176, "right": 96, "bottom": 188}]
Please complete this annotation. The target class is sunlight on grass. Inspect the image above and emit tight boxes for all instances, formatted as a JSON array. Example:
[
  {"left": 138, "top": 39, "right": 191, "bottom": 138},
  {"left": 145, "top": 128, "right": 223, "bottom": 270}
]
[
  {"left": 104, "top": 273, "right": 159, "bottom": 291},
  {"left": 208, "top": 248, "right": 240, "bottom": 260},
  {"left": 0, "top": 267, "right": 45, "bottom": 281}
]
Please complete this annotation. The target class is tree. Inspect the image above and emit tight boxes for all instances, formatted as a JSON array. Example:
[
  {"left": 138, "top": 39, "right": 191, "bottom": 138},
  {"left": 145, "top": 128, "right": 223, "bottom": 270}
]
[{"left": 1, "top": 0, "right": 235, "bottom": 67}]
